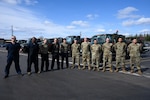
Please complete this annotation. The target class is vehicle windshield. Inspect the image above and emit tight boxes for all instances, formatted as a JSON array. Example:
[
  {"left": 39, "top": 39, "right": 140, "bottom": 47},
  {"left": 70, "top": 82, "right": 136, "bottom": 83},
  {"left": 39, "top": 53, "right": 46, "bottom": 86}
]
[
  {"left": 66, "top": 37, "right": 72, "bottom": 44},
  {"left": 97, "top": 36, "right": 106, "bottom": 44},
  {"left": 91, "top": 34, "right": 113, "bottom": 44}
]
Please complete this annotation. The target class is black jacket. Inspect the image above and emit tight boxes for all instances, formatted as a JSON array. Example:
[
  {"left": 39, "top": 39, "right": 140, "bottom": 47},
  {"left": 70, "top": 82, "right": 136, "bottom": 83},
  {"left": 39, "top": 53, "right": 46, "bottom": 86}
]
[
  {"left": 6, "top": 42, "right": 21, "bottom": 60},
  {"left": 27, "top": 42, "right": 39, "bottom": 57},
  {"left": 51, "top": 43, "right": 59, "bottom": 54}
]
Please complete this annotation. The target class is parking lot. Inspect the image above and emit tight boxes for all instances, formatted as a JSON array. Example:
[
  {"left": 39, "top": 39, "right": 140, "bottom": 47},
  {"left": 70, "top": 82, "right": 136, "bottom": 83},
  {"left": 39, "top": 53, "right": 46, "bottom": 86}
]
[{"left": 0, "top": 48, "right": 150, "bottom": 100}]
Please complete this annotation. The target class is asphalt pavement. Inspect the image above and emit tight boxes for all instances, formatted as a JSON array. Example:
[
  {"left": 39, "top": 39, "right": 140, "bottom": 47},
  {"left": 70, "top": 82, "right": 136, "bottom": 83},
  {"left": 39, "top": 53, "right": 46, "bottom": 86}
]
[{"left": 0, "top": 48, "right": 150, "bottom": 100}]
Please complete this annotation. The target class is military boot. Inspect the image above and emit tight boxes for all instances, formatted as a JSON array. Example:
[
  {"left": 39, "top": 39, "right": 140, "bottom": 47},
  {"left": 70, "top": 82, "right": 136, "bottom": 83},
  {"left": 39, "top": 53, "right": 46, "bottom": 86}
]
[
  {"left": 110, "top": 68, "right": 113, "bottom": 72},
  {"left": 88, "top": 65, "right": 91, "bottom": 70},
  {"left": 109, "top": 66, "right": 113, "bottom": 72},
  {"left": 138, "top": 69, "right": 142, "bottom": 75},
  {"left": 97, "top": 67, "right": 100, "bottom": 71},
  {"left": 102, "top": 67, "right": 106, "bottom": 72},
  {"left": 78, "top": 65, "right": 81, "bottom": 69},
  {"left": 115, "top": 68, "right": 119, "bottom": 72},
  {"left": 71, "top": 65, "right": 75, "bottom": 69},
  {"left": 82, "top": 66, "right": 86, "bottom": 70},
  {"left": 130, "top": 69, "right": 134, "bottom": 73},
  {"left": 122, "top": 67, "right": 126, "bottom": 72},
  {"left": 93, "top": 67, "right": 96, "bottom": 71}
]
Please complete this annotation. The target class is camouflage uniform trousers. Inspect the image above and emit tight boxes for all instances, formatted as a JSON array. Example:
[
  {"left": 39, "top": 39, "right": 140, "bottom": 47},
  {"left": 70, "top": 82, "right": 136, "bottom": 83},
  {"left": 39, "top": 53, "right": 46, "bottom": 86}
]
[
  {"left": 82, "top": 53, "right": 91, "bottom": 67},
  {"left": 102, "top": 53, "right": 112, "bottom": 69},
  {"left": 116, "top": 55, "right": 125, "bottom": 69},
  {"left": 130, "top": 56, "right": 141, "bottom": 70},
  {"left": 92, "top": 54, "right": 100, "bottom": 68},
  {"left": 115, "top": 55, "right": 126, "bottom": 72},
  {"left": 72, "top": 53, "right": 80, "bottom": 67},
  {"left": 92, "top": 54, "right": 100, "bottom": 71}
]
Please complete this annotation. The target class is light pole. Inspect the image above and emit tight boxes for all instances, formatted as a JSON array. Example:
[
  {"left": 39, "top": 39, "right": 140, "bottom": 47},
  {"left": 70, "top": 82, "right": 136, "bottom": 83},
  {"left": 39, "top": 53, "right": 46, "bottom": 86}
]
[{"left": 11, "top": 25, "right": 13, "bottom": 36}]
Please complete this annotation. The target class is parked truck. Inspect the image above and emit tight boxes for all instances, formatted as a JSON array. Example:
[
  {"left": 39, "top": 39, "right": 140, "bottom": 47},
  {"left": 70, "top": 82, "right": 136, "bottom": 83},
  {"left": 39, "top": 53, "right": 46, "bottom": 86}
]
[
  {"left": 90, "top": 31, "right": 126, "bottom": 60},
  {"left": 65, "top": 36, "right": 81, "bottom": 56}
]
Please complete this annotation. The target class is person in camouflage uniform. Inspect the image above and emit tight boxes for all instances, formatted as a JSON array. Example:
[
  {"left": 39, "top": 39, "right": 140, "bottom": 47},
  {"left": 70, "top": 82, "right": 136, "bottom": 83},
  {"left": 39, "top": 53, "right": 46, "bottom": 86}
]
[
  {"left": 81, "top": 38, "right": 91, "bottom": 70},
  {"left": 102, "top": 38, "right": 113, "bottom": 72},
  {"left": 39, "top": 38, "right": 49, "bottom": 72},
  {"left": 114, "top": 37, "right": 127, "bottom": 72},
  {"left": 60, "top": 38, "right": 69, "bottom": 69},
  {"left": 91, "top": 39, "right": 102, "bottom": 71},
  {"left": 71, "top": 39, "right": 81, "bottom": 69},
  {"left": 127, "top": 38, "right": 142, "bottom": 75}
]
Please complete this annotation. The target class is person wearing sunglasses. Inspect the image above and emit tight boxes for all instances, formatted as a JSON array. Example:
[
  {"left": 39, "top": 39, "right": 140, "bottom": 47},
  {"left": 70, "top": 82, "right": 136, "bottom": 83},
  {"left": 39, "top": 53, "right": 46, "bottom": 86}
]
[{"left": 4, "top": 35, "right": 23, "bottom": 78}]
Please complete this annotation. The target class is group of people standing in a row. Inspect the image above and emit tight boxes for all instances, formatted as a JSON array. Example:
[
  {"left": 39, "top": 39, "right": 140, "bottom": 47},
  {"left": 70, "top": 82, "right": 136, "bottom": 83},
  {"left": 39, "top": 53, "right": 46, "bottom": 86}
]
[
  {"left": 71, "top": 37, "right": 142, "bottom": 75},
  {"left": 4, "top": 35, "right": 142, "bottom": 78}
]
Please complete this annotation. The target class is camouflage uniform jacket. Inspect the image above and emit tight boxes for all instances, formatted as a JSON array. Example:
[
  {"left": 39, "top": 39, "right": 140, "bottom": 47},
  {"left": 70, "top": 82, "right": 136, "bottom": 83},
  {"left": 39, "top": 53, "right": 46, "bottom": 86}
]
[
  {"left": 71, "top": 43, "right": 80, "bottom": 54},
  {"left": 81, "top": 42, "right": 91, "bottom": 54},
  {"left": 102, "top": 43, "right": 113, "bottom": 55},
  {"left": 114, "top": 42, "right": 127, "bottom": 57},
  {"left": 91, "top": 44, "right": 101, "bottom": 57},
  {"left": 128, "top": 43, "right": 142, "bottom": 57}
]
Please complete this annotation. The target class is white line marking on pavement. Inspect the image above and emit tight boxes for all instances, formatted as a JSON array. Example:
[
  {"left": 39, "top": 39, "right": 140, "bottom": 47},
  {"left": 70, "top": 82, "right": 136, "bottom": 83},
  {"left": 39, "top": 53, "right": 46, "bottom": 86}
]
[{"left": 119, "top": 71, "right": 141, "bottom": 77}]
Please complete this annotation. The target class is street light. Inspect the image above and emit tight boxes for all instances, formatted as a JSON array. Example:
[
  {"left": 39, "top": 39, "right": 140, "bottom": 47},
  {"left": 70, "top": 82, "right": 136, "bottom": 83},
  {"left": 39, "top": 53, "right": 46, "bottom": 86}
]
[{"left": 11, "top": 25, "right": 13, "bottom": 36}]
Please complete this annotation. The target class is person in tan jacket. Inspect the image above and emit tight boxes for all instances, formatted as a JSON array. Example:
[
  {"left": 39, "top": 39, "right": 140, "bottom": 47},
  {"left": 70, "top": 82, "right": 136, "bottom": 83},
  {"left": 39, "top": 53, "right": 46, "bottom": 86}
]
[
  {"left": 128, "top": 38, "right": 142, "bottom": 75},
  {"left": 102, "top": 38, "right": 113, "bottom": 72}
]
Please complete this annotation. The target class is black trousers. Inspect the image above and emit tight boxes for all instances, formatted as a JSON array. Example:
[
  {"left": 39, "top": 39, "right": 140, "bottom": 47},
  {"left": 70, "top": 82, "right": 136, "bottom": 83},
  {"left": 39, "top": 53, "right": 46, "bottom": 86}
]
[
  {"left": 51, "top": 53, "right": 60, "bottom": 70},
  {"left": 5, "top": 57, "right": 21, "bottom": 75},
  {"left": 41, "top": 53, "right": 49, "bottom": 71},
  {"left": 27, "top": 55, "right": 39, "bottom": 73},
  {"left": 61, "top": 53, "right": 69, "bottom": 69}
]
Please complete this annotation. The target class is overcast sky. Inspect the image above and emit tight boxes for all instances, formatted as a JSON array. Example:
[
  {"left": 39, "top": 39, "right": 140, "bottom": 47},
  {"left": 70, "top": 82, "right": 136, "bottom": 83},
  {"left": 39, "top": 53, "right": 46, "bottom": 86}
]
[{"left": 0, "top": 0, "right": 150, "bottom": 39}]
